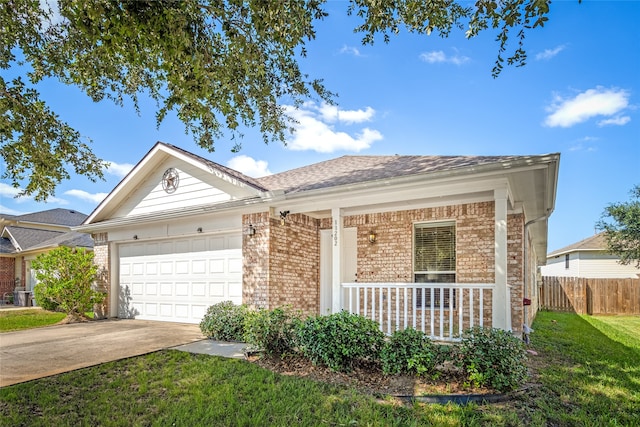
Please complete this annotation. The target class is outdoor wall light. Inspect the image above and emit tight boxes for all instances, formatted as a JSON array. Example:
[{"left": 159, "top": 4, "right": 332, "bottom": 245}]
[
  {"left": 368, "top": 231, "right": 377, "bottom": 244},
  {"left": 197, "top": 227, "right": 203, "bottom": 233},
  {"left": 248, "top": 224, "right": 256, "bottom": 236},
  {"left": 133, "top": 235, "right": 138, "bottom": 240},
  {"left": 279, "top": 210, "right": 290, "bottom": 225}
]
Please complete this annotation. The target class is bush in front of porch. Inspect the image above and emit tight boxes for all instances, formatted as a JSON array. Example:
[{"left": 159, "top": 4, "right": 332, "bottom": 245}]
[{"left": 201, "top": 301, "right": 529, "bottom": 393}]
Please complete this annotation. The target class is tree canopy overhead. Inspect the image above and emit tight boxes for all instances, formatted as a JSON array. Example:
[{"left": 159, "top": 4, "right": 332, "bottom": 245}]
[{"left": 1, "top": 0, "right": 554, "bottom": 202}]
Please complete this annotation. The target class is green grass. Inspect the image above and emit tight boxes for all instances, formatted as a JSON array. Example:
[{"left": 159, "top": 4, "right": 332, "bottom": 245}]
[
  {"left": 0, "top": 311, "right": 638, "bottom": 426},
  {"left": 0, "top": 309, "right": 66, "bottom": 332}
]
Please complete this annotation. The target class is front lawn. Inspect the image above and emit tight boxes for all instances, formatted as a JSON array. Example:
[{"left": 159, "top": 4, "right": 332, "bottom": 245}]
[
  {"left": 0, "top": 309, "right": 65, "bottom": 332},
  {"left": 0, "top": 311, "right": 638, "bottom": 426}
]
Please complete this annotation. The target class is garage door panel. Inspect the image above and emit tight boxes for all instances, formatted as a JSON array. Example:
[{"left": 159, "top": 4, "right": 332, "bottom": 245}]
[{"left": 119, "top": 235, "right": 242, "bottom": 323}]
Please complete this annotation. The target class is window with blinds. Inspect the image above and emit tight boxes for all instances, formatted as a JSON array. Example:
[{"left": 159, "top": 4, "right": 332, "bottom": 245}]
[{"left": 414, "top": 222, "right": 456, "bottom": 308}]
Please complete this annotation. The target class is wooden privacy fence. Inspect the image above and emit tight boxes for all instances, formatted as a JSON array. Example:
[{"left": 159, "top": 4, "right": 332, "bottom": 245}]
[{"left": 540, "top": 276, "right": 640, "bottom": 315}]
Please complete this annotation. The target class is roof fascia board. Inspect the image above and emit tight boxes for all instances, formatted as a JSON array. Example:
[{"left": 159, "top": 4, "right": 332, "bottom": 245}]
[{"left": 75, "top": 196, "right": 265, "bottom": 233}]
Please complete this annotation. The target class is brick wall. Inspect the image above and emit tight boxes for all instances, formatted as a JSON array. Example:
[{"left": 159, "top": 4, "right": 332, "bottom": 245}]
[
  {"left": 0, "top": 257, "right": 15, "bottom": 295},
  {"left": 268, "top": 214, "right": 319, "bottom": 315},
  {"left": 508, "top": 213, "right": 524, "bottom": 334},
  {"left": 92, "top": 233, "right": 110, "bottom": 318},
  {"left": 243, "top": 201, "right": 527, "bottom": 331},
  {"left": 243, "top": 212, "right": 320, "bottom": 317},
  {"left": 242, "top": 212, "right": 270, "bottom": 309}
]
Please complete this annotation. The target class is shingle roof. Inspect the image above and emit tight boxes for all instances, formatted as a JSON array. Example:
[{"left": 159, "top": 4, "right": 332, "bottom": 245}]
[
  {"left": 255, "top": 155, "right": 525, "bottom": 194},
  {"left": 547, "top": 233, "right": 607, "bottom": 258},
  {"left": 1, "top": 226, "right": 93, "bottom": 253},
  {"left": 3, "top": 227, "right": 64, "bottom": 252},
  {"left": 9, "top": 209, "right": 87, "bottom": 227},
  {"left": 0, "top": 237, "right": 15, "bottom": 254},
  {"left": 29, "top": 231, "right": 93, "bottom": 251}
]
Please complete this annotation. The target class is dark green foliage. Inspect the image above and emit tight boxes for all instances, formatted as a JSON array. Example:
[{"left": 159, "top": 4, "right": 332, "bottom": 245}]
[
  {"left": 243, "top": 306, "right": 300, "bottom": 356},
  {"left": 199, "top": 301, "right": 248, "bottom": 341},
  {"left": 597, "top": 184, "right": 640, "bottom": 268},
  {"left": 380, "top": 327, "right": 439, "bottom": 376},
  {"left": 2, "top": 0, "right": 556, "bottom": 201},
  {"left": 296, "top": 311, "right": 385, "bottom": 372},
  {"left": 455, "top": 326, "right": 528, "bottom": 392}
]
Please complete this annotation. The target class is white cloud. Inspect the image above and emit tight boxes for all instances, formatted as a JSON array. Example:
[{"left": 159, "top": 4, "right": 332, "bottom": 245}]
[
  {"left": 0, "top": 182, "right": 67, "bottom": 205},
  {"left": 419, "top": 50, "right": 470, "bottom": 65},
  {"left": 106, "top": 161, "right": 135, "bottom": 178},
  {"left": 227, "top": 155, "right": 272, "bottom": 178},
  {"left": 598, "top": 116, "right": 631, "bottom": 127},
  {"left": 284, "top": 103, "right": 383, "bottom": 153},
  {"left": 0, "top": 204, "right": 24, "bottom": 216},
  {"left": 318, "top": 103, "right": 375, "bottom": 124},
  {"left": 544, "top": 87, "right": 631, "bottom": 128},
  {"left": 339, "top": 45, "right": 362, "bottom": 57},
  {"left": 64, "top": 189, "right": 108, "bottom": 204},
  {"left": 0, "top": 183, "right": 22, "bottom": 199},
  {"left": 535, "top": 45, "right": 566, "bottom": 61}
]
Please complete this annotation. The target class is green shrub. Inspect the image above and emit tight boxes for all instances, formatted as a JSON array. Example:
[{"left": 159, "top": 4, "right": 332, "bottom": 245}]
[
  {"left": 199, "top": 301, "right": 248, "bottom": 341},
  {"left": 455, "top": 326, "right": 528, "bottom": 392},
  {"left": 243, "top": 306, "right": 300, "bottom": 356},
  {"left": 32, "top": 247, "right": 105, "bottom": 320},
  {"left": 296, "top": 311, "right": 385, "bottom": 372},
  {"left": 380, "top": 327, "right": 440, "bottom": 376}
]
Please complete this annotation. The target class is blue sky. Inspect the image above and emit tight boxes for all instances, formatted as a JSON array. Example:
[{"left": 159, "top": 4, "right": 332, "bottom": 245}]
[{"left": 1, "top": 1, "right": 638, "bottom": 253}]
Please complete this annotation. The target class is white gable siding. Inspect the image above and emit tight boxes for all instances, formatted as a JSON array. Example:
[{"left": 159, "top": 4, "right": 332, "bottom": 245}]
[
  {"left": 112, "top": 159, "right": 234, "bottom": 218},
  {"left": 542, "top": 251, "right": 640, "bottom": 278}
]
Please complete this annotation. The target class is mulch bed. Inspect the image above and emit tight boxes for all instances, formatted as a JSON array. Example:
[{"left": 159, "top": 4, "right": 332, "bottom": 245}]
[{"left": 247, "top": 354, "right": 497, "bottom": 398}]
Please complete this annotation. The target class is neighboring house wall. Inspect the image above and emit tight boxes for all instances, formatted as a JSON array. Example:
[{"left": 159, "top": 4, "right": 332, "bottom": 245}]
[
  {"left": 0, "top": 257, "right": 15, "bottom": 295},
  {"left": 544, "top": 252, "right": 640, "bottom": 278}
]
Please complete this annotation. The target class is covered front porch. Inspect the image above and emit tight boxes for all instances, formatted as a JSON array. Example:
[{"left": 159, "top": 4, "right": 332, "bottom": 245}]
[{"left": 341, "top": 282, "right": 510, "bottom": 341}]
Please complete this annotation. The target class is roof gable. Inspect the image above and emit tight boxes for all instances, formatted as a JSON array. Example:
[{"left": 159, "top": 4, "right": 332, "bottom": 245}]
[
  {"left": 86, "top": 142, "right": 268, "bottom": 224},
  {"left": 2, "top": 226, "right": 64, "bottom": 252}
]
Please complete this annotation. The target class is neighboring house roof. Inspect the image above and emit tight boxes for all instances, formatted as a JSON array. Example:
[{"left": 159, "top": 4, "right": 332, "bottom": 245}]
[
  {"left": 2, "top": 227, "right": 65, "bottom": 253},
  {"left": 0, "top": 209, "right": 92, "bottom": 255},
  {"left": 256, "top": 155, "right": 527, "bottom": 194},
  {"left": 0, "top": 237, "right": 15, "bottom": 254},
  {"left": 27, "top": 231, "right": 94, "bottom": 252},
  {"left": 5, "top": 208, "right": 87, "bottom": 227},
  {"left": 547, "top": 233, "right": 608, "bottom": 258}
]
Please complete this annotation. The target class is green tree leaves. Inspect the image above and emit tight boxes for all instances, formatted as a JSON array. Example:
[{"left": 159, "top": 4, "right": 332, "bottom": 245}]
[
  {"left": 2, "top": 0, "right": 556, "bottom": 201},
  {"left": 597, "top": 184, "right": 640, "bottom": 268},
  {"left": 32, "top": 246, "right": 106, "bottom": 320}
]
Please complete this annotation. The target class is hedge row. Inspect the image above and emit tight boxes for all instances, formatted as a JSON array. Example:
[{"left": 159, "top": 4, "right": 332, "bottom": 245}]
[{"left": 200, "top": 301, "right": 528, "bottom": 392}]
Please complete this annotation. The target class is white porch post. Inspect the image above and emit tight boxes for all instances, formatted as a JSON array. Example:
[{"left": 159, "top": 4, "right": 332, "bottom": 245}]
[
  {"left": 493, "top": 188, "right": 511, "bottom": 330},
  {"left": 331, "top": 208, "right": 343, "bottom": 313}
]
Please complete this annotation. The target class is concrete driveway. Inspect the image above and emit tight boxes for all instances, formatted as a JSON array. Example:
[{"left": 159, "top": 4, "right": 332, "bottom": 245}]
[{"left": 0, "top": 319, "right": 204, "bottom": 387}]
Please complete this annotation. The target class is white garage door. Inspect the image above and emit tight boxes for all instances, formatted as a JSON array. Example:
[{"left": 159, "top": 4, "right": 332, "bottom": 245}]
[{"left": 119, "top": 234, "right": 242, "bottom": 323}]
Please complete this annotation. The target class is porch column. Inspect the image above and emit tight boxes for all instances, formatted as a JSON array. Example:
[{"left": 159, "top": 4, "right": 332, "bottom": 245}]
[
  {"left": 493, "top": 188, "right": 511, "bottom": 330},
  {"left": 331, "top": 208, "right": 343, "bottom": 313}
]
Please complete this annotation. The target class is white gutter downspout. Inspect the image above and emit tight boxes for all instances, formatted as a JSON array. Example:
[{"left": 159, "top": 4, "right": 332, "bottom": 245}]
[{"left": 523, "top": 210, "right": 551, "bottom": 334}]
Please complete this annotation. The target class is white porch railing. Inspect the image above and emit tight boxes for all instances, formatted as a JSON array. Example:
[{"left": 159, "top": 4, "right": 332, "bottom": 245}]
[{"left": 341, "top": 283, "right": 495, "bottom": 342}]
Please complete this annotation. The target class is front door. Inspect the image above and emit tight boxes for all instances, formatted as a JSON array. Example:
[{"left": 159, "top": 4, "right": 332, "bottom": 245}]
[{"left": 320, "top": 227, "right": 357, "bottom": 314}]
